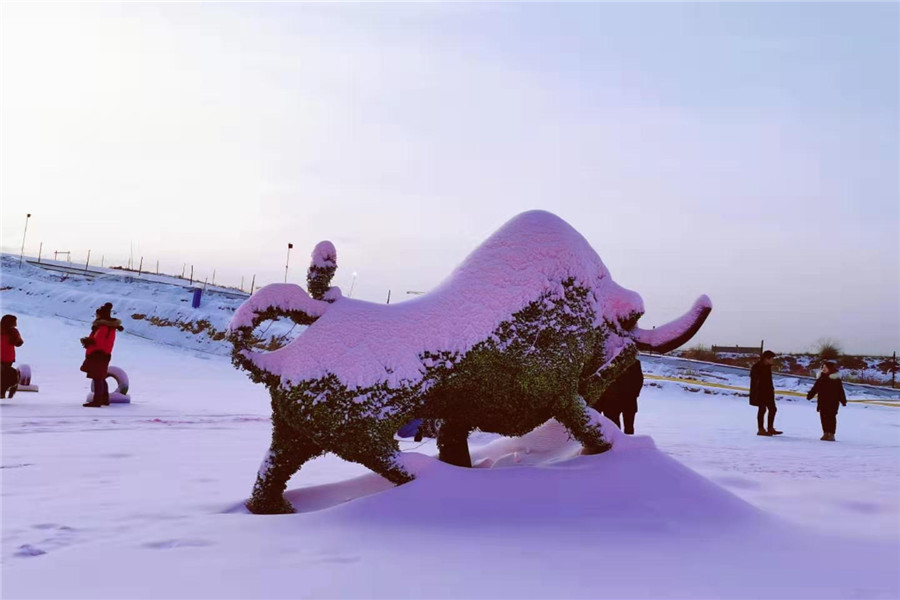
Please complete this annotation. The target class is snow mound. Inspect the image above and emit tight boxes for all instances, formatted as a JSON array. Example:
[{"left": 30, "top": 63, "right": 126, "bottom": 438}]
[
  {"left": 240, "top": 211, "right": 646, "bottom": 389},
  {"left": 280, "top": 413, "right": 762, "bottom": 532}
]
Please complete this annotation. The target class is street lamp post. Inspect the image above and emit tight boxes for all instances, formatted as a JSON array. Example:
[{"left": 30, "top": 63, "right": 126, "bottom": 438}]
[
  {"left": 19, "top": 213, "right": 31, "bottom": 266},
  {"left": 284, "top": 243, "right": 293, "bottom": 283}
]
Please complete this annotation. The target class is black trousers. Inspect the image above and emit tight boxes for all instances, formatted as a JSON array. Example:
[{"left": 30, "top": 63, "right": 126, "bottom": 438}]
[
  {"left": 603, "top": 410, "right": 636, "bottom": 435},
  {"left": 820, "top": 411, "right": 837, "bottom": 435},
  {"left": 1, "top": 362, "right": 18, "bottom": 395},
  {"left": 757, "top": 404, "right": 777, "bottom": 430},
  {"left": 92, "top": 376, "right": 109, "bottom": 404}
]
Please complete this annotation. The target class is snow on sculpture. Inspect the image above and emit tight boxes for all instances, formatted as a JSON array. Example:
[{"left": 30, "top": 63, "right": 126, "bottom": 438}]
[{"left": 229, "top": 211, "right": 712, "bottom": 514}]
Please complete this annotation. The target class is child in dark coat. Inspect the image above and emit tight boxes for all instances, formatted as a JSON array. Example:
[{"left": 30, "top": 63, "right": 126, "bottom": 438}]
[{"left": 807, "top": 361, "right": 847, "bottom": 441}]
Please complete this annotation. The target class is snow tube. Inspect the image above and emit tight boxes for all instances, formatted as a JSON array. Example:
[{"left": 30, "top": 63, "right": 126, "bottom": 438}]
[
  {"left": 86, "top": 366, "right": 131, "bottom": 404},
  {"left": 17, "top": 364, "right": 39, "bottom": 392},
  {"left": 397, "top": 419, "right": 423, "bottom": 439}
]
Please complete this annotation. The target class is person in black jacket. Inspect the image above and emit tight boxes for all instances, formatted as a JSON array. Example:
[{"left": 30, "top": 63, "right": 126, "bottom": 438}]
[
  {"left": 600, "top": 360, "right": 644, "bottom": 435},
  {"left": 750, "top": 350, "right": 782, "bottom": 436},
  {"left": 807, "top": 361, "right": 847, "bottom": 441}
]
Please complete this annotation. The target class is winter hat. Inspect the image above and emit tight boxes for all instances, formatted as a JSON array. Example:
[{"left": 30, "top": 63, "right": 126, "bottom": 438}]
[
  {"left": 97, "top": 303, "right": 113, "bottom": 318},
  {"left": 0, "top": 314, "right": 16, "bottom": 331},
  {"left": 761, "top": 350, "right": 776, "bottom": 359}
]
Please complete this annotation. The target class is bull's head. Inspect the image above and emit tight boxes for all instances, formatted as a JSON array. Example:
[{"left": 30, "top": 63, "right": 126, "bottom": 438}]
[{"left": 602, "top": 280, "right": 712, "bottom": 354}]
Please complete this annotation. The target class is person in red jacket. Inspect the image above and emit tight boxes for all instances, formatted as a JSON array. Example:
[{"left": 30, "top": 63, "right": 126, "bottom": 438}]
[
  {"left": 1, "top": 314, "right": 24, "bottom": 398},
  {"left": 80, "top": 303, "right": 124, "bottom": 407}
]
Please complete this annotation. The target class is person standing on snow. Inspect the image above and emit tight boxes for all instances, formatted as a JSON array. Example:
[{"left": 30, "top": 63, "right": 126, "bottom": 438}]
[
  {"left": 80, "top": 303, "right": 123, "bottom": 408},
  {"left": 807, "top": 361, "right": 847, "bottom": 441},
  {"left": 750, "top": 350, "right": 782, "bottom": 436},
  {"left": 600, "top": 360, "right": 644, "bottom": 435},
  {"left": 1, "top": 314, "right": 24, "bottom": 398}
]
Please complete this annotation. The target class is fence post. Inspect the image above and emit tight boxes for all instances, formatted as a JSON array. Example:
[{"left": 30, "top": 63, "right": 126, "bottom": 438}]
[
  {"left": 37, "top": 242, "right": 43, "bottom": 263},
  {"left": 138, "top": 257, "right": 143, "bottom": 276},
  {"left": 85, "top": 250, "right": 91, "bottom": 271},
  {"left": 156, "top": 260, "right": 159, "bottom": 275},
  {"left": 386, "top": 289, "right": 392, "bottom": 304},
  {"left": 893, "top": 351, "right": 897, "bottom": 389},
  {"left": 190, "top": 265, "right": 194, "bottom": 285},
  {"left": 212, "top": 269, "right": 216, "bottom": 286},
  {"left": 250, "top": 274, "right": 255, "bottom": 295}
]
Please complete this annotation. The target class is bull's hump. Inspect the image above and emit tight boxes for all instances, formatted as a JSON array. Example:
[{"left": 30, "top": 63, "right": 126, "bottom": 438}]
[{"left": 258, "top": 211, "right": 612, "bottom": 389}]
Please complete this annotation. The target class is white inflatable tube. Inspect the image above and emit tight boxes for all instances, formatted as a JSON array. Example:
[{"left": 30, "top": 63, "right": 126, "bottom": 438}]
[
  {"left": 17, "top": 364, "right": 39, "bottom": 393},
  {"left": 86, "top": 365, "right": 131, "bottom": 404}
]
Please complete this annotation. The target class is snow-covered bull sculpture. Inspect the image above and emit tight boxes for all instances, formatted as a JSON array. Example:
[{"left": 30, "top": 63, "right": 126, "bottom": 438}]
[{"left": 229, "top": 211, "right": 712, "bottom": 514}]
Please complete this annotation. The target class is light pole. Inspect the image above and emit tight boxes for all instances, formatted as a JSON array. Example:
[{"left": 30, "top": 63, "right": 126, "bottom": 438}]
[
  {"left": 284, "top": 242, "right": 293, "bottom": 283},
  {"left": 19, "top": 213, "right": 31, "bottom": 266}
]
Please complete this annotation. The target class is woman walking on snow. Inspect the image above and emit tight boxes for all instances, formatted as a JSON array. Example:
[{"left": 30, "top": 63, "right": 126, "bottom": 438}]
[
  {"left": 807, "top": 361, "right": 847, "bottom": 441},
  {"left": 80, "top": 303, "right": 123, "bottom": 407},
  {"left": 1, "top": 314, "right": 24, "bottom": 398}
]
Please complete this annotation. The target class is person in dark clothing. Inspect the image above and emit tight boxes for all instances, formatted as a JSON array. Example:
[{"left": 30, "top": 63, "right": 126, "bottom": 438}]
[
  {"left": 1, "top": 314, "right": 24, "bottom": 398},
  {"left": 750, "top": 350, "right": 782, "bottom": 436},
  {"left": 600, "top": 360, "right": 644, "bottom": 435},
  {"left": 80, "top": 303, "right": 123, "bottom": 408},
  {"left": 807, "top": 361, "right": 847, "bottom": 441}
]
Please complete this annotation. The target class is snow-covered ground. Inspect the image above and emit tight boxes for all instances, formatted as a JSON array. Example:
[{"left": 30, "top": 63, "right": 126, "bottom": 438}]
[
  {"left": 0, "top": 255, "right": 291, "bottom": 355},
  {"left": 2, "top": 308, "right": 898, "bottom": 599},
  {"left": 643, "top": 355, "right": 900, "bottom": 402}
]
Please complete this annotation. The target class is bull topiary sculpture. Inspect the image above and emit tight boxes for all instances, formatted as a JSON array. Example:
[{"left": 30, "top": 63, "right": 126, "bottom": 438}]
[{"left": 229, "top": 211, "right": 712, "bottom": 514}]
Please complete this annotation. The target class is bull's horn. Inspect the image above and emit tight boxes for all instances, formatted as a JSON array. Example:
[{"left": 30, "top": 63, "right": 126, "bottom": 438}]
[{"left": 633, "top": 295, "right": 712, "bottom": 354}]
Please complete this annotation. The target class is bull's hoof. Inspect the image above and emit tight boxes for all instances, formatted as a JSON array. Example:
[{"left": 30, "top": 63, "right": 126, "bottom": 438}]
[
  {"left": 245, "top": 496, "right": 296, "bottom": 515},
  {"left": 581, "top": 441, "right": 612, "bottom": 455}
]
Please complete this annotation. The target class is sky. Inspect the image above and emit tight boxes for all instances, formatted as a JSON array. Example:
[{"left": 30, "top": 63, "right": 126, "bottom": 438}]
[{"left": 1, "top": 2, "right": 898, "bottom": 355}]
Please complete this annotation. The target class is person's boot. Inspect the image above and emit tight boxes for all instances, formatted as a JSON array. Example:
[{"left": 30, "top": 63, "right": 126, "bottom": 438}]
[
  {"left": 83, "top": 397, "right": 103, "bottom": 407},
  {"left": 757, "top": 428, "right": 771, "bottom": 436},
  {"left": 7, "top": 384, "right": 17, "bottom": 399},
  {"left": 768, "top": 428, "right": 783, "bottom": 436},
  {"left": 826, "top": 433, "right": 836, "bottom": 441},
  {"left": 820, "top": 433, "right": 829, "bottom": 441}
]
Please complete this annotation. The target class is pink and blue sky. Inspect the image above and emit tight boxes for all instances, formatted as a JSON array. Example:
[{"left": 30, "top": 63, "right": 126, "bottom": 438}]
[{"left": 1, "top": 2, "right": 897, "bottom": 354}]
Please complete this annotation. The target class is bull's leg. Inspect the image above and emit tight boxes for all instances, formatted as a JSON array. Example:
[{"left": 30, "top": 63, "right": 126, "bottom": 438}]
[
  {"left": 437, "top": 420, "right": 472, "bottom": 467},
  {"left": 556, "top": 395, "right": 611, "bottom": 455},
  {"left": 338, "top": 434, "right": 415, "bottom": 486},
  {"left": 246, "top": 415, "right": 323, "bottom": 514}
]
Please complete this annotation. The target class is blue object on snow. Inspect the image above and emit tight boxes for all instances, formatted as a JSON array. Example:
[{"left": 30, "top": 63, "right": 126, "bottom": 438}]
[
  {"left": 397, "top": 419, "right": 423, "bottom": 439},
  {"left": 191, "top": 288, "right": 202, "bottom": 308}
]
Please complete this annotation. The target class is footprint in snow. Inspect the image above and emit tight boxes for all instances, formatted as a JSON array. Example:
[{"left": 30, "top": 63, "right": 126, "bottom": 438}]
[
  {"left": 142, "top": 539, "right": 214, "bottom": 550},
  {"left": 840, "top": 500, "right": 884, "bottom": 515},
  {"left": 315, "top": 554, "right": 361, "bottom": 565},
  {"left": 32, "top": 523, "right": 75, "bottom": 532},
  {"left": 15, "top": 545, "right": 47, "bottom": 557}
]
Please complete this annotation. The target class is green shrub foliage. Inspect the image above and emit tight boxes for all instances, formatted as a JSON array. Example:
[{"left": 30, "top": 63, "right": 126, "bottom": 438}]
[
  {"left": 232, "top": 278, "right": 636, "bottom": 514},
  {"left": 306, "top": 243, "right": 337, "bottom": 302}
]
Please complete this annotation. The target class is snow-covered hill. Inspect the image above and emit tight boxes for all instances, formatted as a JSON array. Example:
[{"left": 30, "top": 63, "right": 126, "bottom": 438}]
[{"left": 0, "top": 254, "right": 291, "bottom": 355}]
